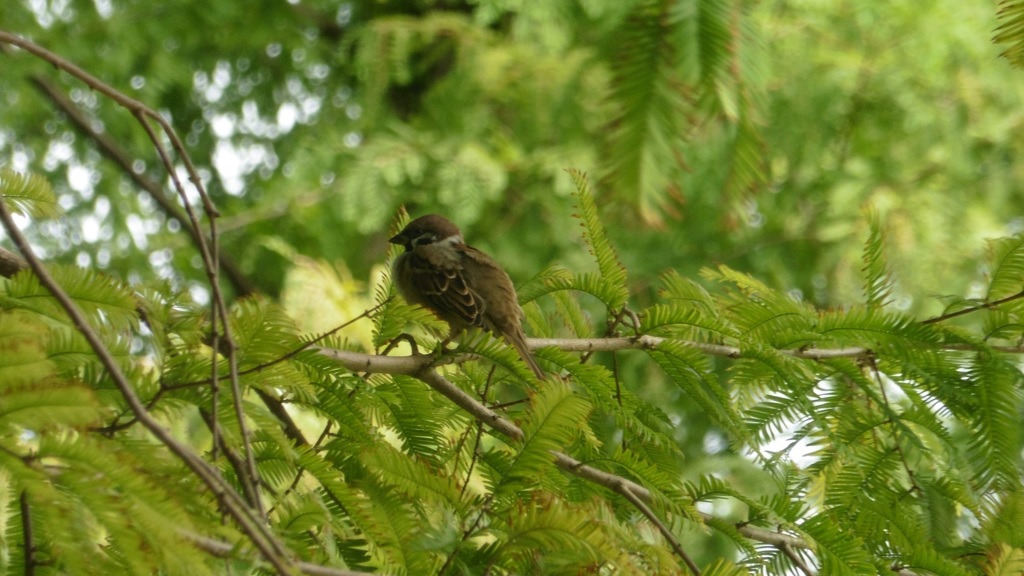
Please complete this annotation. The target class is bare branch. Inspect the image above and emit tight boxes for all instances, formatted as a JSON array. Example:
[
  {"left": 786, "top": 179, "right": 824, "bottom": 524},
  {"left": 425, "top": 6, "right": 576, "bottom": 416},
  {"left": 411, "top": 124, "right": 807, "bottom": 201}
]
[
  {"left": 319, "top": 338, "right": 874, "bottom": 377},
  {"left": 319, "top": 346, "right": 815, "bottom": 563},
  {"left": 181, "top": 530, "right": 371, "bottom": 576},
  {"left": 0, "top": 246, "right": 26, "bottom": 278},
  {"left": 318, "top": 347, "right": 525, "bottom": 441},
  {"left": 619, "top": 482, "right": 701, "bottom": 575},
  {"left": 779, "top": 542, "right": 814, "bottom": 576},
  {"left": 527, "top": 336, "right": 871, "bottom": 360},
  {"left": 1, "top": 28, "right": 268, "bottom": 517},
  {"left": 27, "top": 75, "right": 255, "bottom": 296}
]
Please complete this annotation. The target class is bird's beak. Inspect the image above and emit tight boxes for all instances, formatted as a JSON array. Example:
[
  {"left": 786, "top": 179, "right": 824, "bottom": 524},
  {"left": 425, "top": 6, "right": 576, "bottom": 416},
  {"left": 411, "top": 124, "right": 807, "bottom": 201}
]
[{"left": 388, "top": 232, "right": 405, "bottom": 245}]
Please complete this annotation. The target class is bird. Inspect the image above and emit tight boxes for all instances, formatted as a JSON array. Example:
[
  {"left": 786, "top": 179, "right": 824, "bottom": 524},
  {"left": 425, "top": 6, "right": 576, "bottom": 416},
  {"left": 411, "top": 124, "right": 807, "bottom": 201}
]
[{"left": 388, "top": 214, "right": 545, "bottom": 380}]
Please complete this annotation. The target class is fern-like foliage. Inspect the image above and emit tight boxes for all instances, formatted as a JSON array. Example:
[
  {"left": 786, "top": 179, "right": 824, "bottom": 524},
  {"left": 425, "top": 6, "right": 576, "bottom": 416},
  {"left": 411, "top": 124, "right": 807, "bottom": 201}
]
[
  {"left": 2, "top": 264, "right": 138, "bottom": 332},
  {"left": 995, "top": 0, "right": 1024, "bottom": 68},
  {"left": 486, "top": 382, "right": 592, "bottom": 502},
  {"left": 0, "top": 169, "right": 61, "bottom": 219},
  {"left": 600, "top": 0, "right": 690, "bottom": 224},
  {"left": 862, "top": 210, "right": 895, "bottom": 308},
  {"left": 3, "top": 168, "right": 1024, "bottom": 576},
  {"left": 518, "top": 170, "right": 633, "bottom": 319},
  {"left": 568, "top": 169, "right": 629, "bottom": 311},
  {"left": 985, "top": 233, "right": 1024, "bottom": 301},
  {"left": 597, "top": 0, "right": 765, "bottom": 221}
]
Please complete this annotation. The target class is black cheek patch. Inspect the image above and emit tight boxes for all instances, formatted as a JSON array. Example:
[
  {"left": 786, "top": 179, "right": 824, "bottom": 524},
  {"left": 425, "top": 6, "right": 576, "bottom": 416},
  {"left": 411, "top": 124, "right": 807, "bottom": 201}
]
[{"left": 413, "top": 234, "right": 436, "bottom": 247}]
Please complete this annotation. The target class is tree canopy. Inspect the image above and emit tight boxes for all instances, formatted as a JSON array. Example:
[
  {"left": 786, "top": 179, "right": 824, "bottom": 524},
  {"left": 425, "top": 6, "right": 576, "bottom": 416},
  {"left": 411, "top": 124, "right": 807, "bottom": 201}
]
[{"left": 2, "top": 1, "right": 1024, "bottom": 574}]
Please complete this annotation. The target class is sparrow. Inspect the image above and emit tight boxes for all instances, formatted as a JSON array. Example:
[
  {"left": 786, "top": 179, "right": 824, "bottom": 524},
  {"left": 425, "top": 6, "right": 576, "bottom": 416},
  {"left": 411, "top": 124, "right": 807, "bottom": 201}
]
[{"left": 389, "top": 214, "right": 545, "bottom": 380}]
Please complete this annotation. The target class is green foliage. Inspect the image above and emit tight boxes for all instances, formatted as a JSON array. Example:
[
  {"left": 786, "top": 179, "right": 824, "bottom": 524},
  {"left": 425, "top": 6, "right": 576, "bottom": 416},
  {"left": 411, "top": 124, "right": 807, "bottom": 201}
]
[
  {"left": 0, "top": 311, "right": 100, "bottom": 430},
  {"left": 1, "top": 157, "right": 1024, "bottom": 574},
  {"left": 569, "top": 169, "right": 630, "bottom": 308},
  {"left": 862, "top": 210, "right": 895, "bottom": 308},
  {"left": 996, "top": 0, "right": 1024, "bottom": 68},
  {"left": 600, "top": 0, "right": 689, "bottom": 224},
  {"left": 0, "top": 169, "right": 61, "bottom": 219},
  {"left": 2, "top": 0, "right": 1024, "bottom": 573}
]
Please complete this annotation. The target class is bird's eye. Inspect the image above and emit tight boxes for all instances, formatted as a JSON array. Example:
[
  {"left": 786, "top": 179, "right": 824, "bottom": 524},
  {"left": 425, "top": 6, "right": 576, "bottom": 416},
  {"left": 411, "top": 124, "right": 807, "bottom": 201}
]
[{"left": 412, "top": 232, "right": 436, "bottom": 247}]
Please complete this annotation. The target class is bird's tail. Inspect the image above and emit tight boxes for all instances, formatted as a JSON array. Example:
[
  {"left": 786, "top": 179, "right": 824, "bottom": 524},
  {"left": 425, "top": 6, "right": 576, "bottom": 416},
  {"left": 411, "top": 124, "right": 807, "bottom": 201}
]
[{"left": 509, "top": 331, "right": 546, "bottom": 380}]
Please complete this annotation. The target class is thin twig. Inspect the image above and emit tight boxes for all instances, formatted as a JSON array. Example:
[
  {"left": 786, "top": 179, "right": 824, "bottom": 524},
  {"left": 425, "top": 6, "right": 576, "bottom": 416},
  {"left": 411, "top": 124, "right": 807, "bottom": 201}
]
[
  {"left": 779, "top": 542, "right": 814, "bottom": 576},
  {"left": 437, "top": 495, "right": 494, "bottom": 576},
  {"left": 27, "top": 75, "right": 255, "bottom": 295},
  {"left": 164, "top": 300, "right": 392, "bottom": 392},
  {"left": 0, "top": 195, "right": 294, "bottom": 573},
  {"left": 921, "top": 289, "right": 1024, "bottom": 325},
  {"left": 870, "top": 357, "right": 922, "bottom": 495},
  {"left": 200, "top": 408, "right": 263, "bottom": 511},
  {"left": 180, "top": 529, "right": 370, "bottom": 576},
  {"left": 270, "top": 422, "right": 334, "bottom": 517},
  {"left": 528, "top": 335, "right": 870, "bottom": 360},
  {"left": 618, "top": 482, "right": 700, "bottom": 575},
  {"left": 2, "top": 29, "right": 266, "bottom": 521},
  {"left": 133, "top": 111, "right": 262, "bottom": 513},
  {"left": 459, "top": 365, "right": 496, "bottom": 499}
]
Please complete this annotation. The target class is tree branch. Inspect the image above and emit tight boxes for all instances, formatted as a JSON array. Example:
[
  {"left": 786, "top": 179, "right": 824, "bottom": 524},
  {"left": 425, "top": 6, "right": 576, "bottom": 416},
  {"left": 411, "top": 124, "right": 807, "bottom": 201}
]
[
  {"left": 0, "top": 183, "right": 294, "bottom": 574},
  {"left": 921, "top": 289, "right": 1024, "bottom": 325},
  {"left": 779, "top": 541, "right": 814, "bottom": 576},
  {"left": 619, "top": 482, "right": 701, "bottom": 575},
  {"left": 1, "top": 28, "right": 267, "bottom": 518},
  {"left": 181, "top": 530, "right": 371, "bottom": 576},
  {"left": 318, "top": 345, "right": 814, "bottom": 562},
  {"left": 318, "top": 347, "right": 525, "bottom": 441},
  {"left": 27, "top": 75, "right": 256, "bottom": 296},
  {"left": 527, "top": 335, "right": 871, "bottom": 360},
  {"left": 0, "top": 246, "right": 26, "bottom": 278}
]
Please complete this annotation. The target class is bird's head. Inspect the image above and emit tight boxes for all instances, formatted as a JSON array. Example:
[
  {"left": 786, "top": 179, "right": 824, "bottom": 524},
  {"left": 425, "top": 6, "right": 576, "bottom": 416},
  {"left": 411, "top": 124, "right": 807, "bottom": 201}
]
[{"left": 388, "top": 214, "right": 463, "bottom": 252}]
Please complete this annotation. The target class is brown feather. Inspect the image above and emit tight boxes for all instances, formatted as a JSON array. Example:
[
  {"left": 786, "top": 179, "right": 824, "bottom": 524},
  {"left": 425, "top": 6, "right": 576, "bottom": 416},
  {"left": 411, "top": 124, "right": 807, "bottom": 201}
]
[{"left": 390, "top": 215, "right": 546, "bottom": 379}]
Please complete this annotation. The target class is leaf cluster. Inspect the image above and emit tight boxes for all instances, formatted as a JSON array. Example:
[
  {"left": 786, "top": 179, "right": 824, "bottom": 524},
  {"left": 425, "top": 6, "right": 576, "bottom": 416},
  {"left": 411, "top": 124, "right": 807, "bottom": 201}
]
[{"left": 3, "top": 170, "right": 1023, "bottom": 575}]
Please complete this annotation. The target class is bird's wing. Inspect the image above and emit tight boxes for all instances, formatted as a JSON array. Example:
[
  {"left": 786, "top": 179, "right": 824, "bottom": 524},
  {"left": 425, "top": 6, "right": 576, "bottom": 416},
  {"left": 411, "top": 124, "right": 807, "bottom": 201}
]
[
  {"left": 408, "top": 249, "right": 485, "bottom": 328},
  {"left": 459, "top": 246, "right": 521, "bottom": 326}
]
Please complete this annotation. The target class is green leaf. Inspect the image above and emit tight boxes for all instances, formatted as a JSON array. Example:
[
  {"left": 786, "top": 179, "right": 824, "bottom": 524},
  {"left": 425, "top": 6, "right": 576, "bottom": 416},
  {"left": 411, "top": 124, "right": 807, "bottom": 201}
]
[
  {"left": 568, "top": 169, "right": 629, "bottom": 310},
  {"left": 599, "top": 1, "right": 689, "bottom": 224},
  {"left": 964, "top": 352, "right": 1022, "bottom": 489},
  {"left": 0, "top": 169, "right": 61, "bottom": 219},
  {"left": 700, "top": 557, "right": 752, "bottom": 576},
  {"left": 639, "top": 301, "right": 734, "bottom": 341},
  {"left": 0, "top": 378, "right": 100, "bottom": 431},
  {"left": 996, "top": 0, "right": 1024, "bottom": 68},
  {"left": 799, "top": 514, "right": 874, "bottom": 576},
  {"left": 490, "top": 500, "right": 603, "bottom": 572},
  {"left": 985, "top": 544, "right": 1024, "bottom": 576},
  {"left": 360, "top": 443, "right": 462, "bottom": 509},
  {"left": 985, "top": 234, "right": 1024, "bottom": 301},
  {"left": 862, "top": 210, "right": 895, "bottom": 308},
  {"left": 0, "top": 310, "right": 54, "bottom": 387},
  {"left": 646, "top": 339, "right": 746, "bottom": 444},
  {"left": 2, "top": 265, "right": 138, "bottom": 333},
  {"left": 0, "top": 311, "right": 101, "bottom": 430},
  {"left": 816, "top": 306, "right": 942, "bottom": 352},
  {"left": 491, "top": 382, "right": 591, "bottom": 500},
  {"left": 377, "top": 374, "right": 448, "bottom": 459}
]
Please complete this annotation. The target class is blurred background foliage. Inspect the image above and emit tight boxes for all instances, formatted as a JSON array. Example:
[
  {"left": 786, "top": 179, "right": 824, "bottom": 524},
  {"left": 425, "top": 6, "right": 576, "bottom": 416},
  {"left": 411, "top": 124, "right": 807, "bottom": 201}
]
[
  {"left": 2, "top": 0, "right": 1023, "bottom": 554},
  {"left": 4, "top": 0, "right": 1020, "bottom": 309}
]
